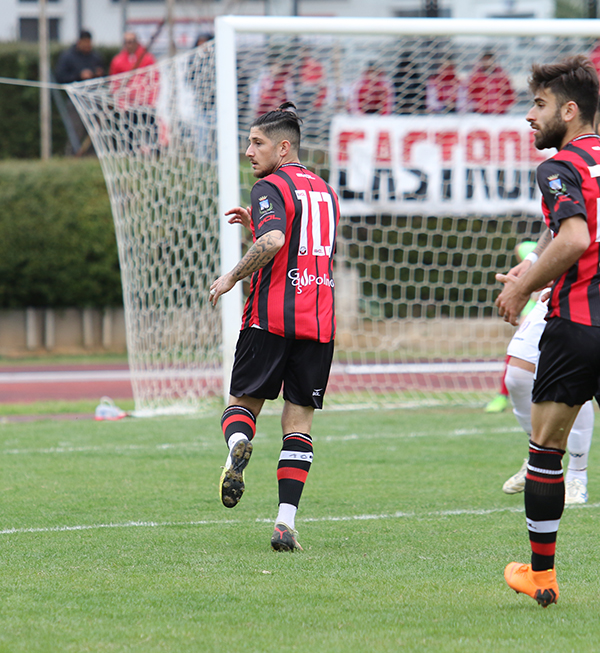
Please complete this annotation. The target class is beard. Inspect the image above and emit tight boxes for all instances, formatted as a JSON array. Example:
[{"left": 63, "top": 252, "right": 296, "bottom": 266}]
[{"left": 534, "top": 108, "right": 568, "bottom": 150}]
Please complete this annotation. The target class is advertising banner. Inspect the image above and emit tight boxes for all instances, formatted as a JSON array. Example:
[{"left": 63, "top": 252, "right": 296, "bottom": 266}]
[{"left": 329, "top": 114, "right": 554, "bottom": 216}]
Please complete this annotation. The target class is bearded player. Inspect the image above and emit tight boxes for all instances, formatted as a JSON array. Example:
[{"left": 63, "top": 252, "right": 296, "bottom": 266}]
[{"left": 496, "top": 56, "right": 600, "bottom": 606}]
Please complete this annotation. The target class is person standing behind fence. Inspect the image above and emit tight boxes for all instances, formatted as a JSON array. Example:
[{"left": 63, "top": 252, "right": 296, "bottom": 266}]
[
  {"left": 109, "top": 32, "right": 159, "bottom": 151},
  {"left": 426, "top": 55, "right": 462, "bottom": 113},
  {"left": 55, "top": 29, "right": 104, "bottom": 84},
  {"left": 350, "top": 61, "right": 394, "bottom": 115},
  {"left": 467, "top": 50, "right": 515, "bottom": 114},
  {"left": 55, "top": 30, "right": 105, "bottom": 155}
]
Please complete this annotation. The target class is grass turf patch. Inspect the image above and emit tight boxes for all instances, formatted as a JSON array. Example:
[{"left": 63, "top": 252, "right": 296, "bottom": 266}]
[{"left": 0, "top": 407, "right": 598, "bottom": 652}]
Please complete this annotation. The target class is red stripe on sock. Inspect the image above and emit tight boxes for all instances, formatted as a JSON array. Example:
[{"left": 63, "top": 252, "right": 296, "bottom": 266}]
[
  {"left": 277, "top": 467, "right": 308, "bottom": 483},
  {"left": 530, "top": 541, "right": 556, "bottom": 557},
  {"left": 526, "top": 473, "right": 564, "bottom": 484},
  {"left": 222, "top": 414, "right": 256, "bottom": 434},
  {"left": 284, "top": 435, "right": 312, "bottom": 445}
]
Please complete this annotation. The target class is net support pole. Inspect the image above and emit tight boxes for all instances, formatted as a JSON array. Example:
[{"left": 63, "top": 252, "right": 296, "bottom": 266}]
[
  {"left": 39, "top": 0, "right": 51, "bottom": 160},
  {"left": 215, "top": 16, "right": 243, "bottom": 403}
]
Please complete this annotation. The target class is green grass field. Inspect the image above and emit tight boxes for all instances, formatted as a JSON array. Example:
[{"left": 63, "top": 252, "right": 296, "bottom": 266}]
[{"left": 1, "top": 404, "right": 599, "bottom": 652}]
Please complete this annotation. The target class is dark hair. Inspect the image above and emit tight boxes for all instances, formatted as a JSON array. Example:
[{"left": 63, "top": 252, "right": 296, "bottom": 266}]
[
  {"left": 251, "top": 102, "right": 303, "bottom": 151},
  {"left": 529, "top": 55, "right": 599, "bottom": 125},
  {"left": 79, "top": 30, "right": 92, "bottom": 41}
]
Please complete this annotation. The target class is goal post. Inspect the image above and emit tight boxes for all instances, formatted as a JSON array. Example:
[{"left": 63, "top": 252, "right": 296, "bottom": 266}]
[
  {"left": 67, "top": 16, "right": 600, "bottom": 415},
  {"left": 215, "top": 15, "right": 600, "bottom": 408}
]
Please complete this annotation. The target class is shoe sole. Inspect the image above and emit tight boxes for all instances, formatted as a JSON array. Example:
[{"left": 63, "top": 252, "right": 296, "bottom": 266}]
[
  {"left": 533, "top": 588, "right": 558, "bottom": 607},
  {"left": 220, "top": 440, "right": 253, "bottom": 508}
]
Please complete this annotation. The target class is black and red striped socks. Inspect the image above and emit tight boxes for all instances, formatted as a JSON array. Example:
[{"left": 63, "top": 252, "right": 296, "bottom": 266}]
[
  {"left": 221, "top": 405, "right": 256, "bottom": 452},
  {"left": 276, "top": 432, "right": 313, "bottom": 529},
  {"left": 525, "top": 441, "right": 565, "bottom": 571}
]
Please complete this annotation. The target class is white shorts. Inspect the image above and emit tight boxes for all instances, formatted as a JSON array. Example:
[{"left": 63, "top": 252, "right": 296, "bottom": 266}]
[{"left": 506, "top": 298, "right": 548, "bottom": 365}]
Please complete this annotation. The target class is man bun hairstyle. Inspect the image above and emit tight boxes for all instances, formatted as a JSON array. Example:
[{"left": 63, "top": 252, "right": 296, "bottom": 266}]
[
  {"left": 251, "top": 102, "right": 303, "bottom": 151},
  {"left": 529, "top": 55, "right": 599, "bottom": 126}
]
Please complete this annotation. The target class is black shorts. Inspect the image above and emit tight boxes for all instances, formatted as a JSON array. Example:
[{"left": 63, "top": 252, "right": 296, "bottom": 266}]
[
  {"left": 532, "top": 317, "right": 600, "bottom": 407},
  {"left": 229, "top": 328, "right": 335, "bottom": 409}
]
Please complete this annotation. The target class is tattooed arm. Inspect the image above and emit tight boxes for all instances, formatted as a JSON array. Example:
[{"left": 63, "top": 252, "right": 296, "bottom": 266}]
[{"left": 209, "top": 229, "right": 285, "bottom": 306}]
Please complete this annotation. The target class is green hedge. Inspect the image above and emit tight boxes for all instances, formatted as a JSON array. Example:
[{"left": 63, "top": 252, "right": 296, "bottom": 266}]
[
  {"left": 0, "top": 157, "right": 122, "bottom": 308},
  {"left": 0, "top": 42, "right": 119, "bottom": 159}
]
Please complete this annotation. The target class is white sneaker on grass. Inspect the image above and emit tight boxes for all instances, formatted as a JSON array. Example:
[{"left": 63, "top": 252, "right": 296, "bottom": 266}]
[
  {"left": 502, "top": 458, "right": 528, "bottom": 495},
  {"left": 565, "top": 479, "right": 588, "bottom": 505}
]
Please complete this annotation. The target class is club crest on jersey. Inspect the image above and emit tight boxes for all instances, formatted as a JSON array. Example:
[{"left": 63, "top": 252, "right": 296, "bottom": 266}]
[
  {"left": 258, "top": 196, "right": 272, "bottom": 214},
  {"left": 547, "top": 174, "right": 566, "bottom": 195}
]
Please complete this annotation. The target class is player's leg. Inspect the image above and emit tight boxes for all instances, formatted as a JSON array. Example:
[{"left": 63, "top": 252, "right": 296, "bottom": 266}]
[
  {"left": 505, "top": 317, "right": 600, "bottom": 607},
  {"left": 502, "top": 299, "right": 547, "bottom": 493},
  {"left": 270, "top": 338, "right": 334, "bottom": 552},
  {"left": 219, "top": 395, "right": 263, "bottom": 508},
  {"left": 271, "top": 402, "right": 315, "bottom": 551},
  {"left": 565, "top": 400, "right": 594, "bottom": 504},
  {"left": 503, "top": 357, "right": 535, "bottom": 493},
  {"left": 504, "top": 400, "right": 578, "bottom": 607},
  {"left": 219, "top": 329, "right": 287, "bottom": 508}
]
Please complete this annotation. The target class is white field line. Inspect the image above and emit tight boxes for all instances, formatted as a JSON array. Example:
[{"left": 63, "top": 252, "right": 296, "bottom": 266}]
[
  {"left": 0, "top": 425, "right": 523, "bottom": 456},
  {"left": 2, "top": 503, "right": 599, "bottom": 537}
]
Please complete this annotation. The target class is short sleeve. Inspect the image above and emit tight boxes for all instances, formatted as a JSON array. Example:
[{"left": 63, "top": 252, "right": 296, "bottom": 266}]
[
  {"left": 537, "top": 159, "right": 586, "bottom": 233},
  {"left": 250, "top": 179, "right": 287, "bottom": 237}
]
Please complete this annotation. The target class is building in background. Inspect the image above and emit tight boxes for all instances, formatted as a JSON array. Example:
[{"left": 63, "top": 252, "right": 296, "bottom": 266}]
[{"left": 0, "top": 0, "right": 554, "bottom": 50}]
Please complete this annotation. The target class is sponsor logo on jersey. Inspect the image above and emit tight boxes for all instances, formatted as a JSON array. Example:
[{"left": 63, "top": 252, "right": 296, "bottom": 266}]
[
  {"left": 312, "top": 388, "right": 323, "bottom": 397},
  {"left": 257, "top": 215, "right": 279, "bottom": 230},
  {"left": 288, "top": 268, "right": 335, "bottom": 294}
]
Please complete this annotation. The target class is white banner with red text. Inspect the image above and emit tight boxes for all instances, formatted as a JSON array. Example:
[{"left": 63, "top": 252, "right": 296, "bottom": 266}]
[{"left": 329, "top": 114, "right": 554, "bottom": 216}]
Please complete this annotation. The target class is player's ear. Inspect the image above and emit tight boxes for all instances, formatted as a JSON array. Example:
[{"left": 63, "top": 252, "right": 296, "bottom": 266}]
[
  {"left": 562, "top": 100, "right": 579, "bottom": 123},
  {"left": 279, "top": 139, "right": 291, "bottom": 156}
]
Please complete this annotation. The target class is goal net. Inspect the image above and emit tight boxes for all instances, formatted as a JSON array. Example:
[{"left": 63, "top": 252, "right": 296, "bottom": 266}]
[{"left": 67, "top": 17, "right": 600, "bottom": 414}]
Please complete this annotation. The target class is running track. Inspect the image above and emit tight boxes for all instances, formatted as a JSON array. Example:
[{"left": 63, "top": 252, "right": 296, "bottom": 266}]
[{"left": 0, "top": 362, "right": 504, "bottom": 404}]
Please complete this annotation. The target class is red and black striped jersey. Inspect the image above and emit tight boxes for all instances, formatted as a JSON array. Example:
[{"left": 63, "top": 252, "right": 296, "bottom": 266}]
[
  {"left": 538, "top": 133, "right": 600, "bottom": 326},
  {"left": 241, "top": 163, "right": 340, "bottom": 342}
]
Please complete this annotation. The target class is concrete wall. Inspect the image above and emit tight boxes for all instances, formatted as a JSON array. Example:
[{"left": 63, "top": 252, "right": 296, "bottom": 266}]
[{"left": 0, "top": 307, "right": 127, "bottom": 355}]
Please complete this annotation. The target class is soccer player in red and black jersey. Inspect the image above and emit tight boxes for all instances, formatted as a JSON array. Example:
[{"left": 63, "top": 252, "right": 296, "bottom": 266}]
[
  {"left": 496, "top": 55, "right": 600, "bottom": 606},
  {"left": 209, "top": 102, "right": 340, "bottom": 551}
]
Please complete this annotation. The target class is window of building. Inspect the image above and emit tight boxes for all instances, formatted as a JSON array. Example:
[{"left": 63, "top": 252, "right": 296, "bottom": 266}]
[{"left": 19, "top": 17, "right": 60, "bottom": 42}]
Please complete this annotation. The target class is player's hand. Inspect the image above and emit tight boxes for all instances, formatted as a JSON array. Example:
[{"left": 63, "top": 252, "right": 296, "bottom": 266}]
[
  {"left": 209, "top": 273, "right": 236, "bottom": 307},
  {"left": 225, "top": 206, "right": 251, "bottom": 230},
  {"left": 495, "top": 272, "right": 530, "bottom": 326}
]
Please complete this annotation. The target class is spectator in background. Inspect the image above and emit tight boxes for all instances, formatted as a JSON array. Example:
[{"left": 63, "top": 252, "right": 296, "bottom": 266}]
[
  {"left": 250, "top": 54, "right": 295, "bottom": 117},
  {"left": 467, "top": 50, "right": 515, "bottom": 114},
  {"left": 109, "top": 32, "right": 156, "bottom": 91},
  {"left": 426, "top": 55, "right": 462, "bottom": 113},
  {"left": 55, "top": 29, "right": 104, "bottom": 83},
  {"left": 393, "top": 52, "right": 426, "bottom": 114},
  {"left": 350, "top": 61, "right": 394, "bottom": 115},
  {"left": 55, "top": 29, "right": 104, "bottom": 155},
  {"left": 110, "top": 32, "right": 159, "bottom": 151},
  {"left": 295, "top": 47, "right": 329, "bottom": 139}
]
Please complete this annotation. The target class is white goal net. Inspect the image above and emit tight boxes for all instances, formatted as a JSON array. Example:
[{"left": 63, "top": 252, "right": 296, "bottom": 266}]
[{"left": 67, "top": 17, "right": 600, "bottom": 414}]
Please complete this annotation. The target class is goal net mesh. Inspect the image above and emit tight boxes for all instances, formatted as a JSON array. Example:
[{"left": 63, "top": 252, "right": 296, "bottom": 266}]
[{"left": 67, "top": 26, "right": 599, "bottom": 413}]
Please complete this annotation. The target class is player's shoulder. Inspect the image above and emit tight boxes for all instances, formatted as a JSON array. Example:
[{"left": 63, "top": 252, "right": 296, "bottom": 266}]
[{"left": 538, "top": 152, "right": 579, "bottom": 179}]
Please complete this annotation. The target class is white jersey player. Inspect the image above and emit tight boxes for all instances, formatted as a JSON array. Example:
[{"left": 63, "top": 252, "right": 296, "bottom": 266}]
[{"left": 503, "top": 294, "right": 593, "bottom": 505}]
